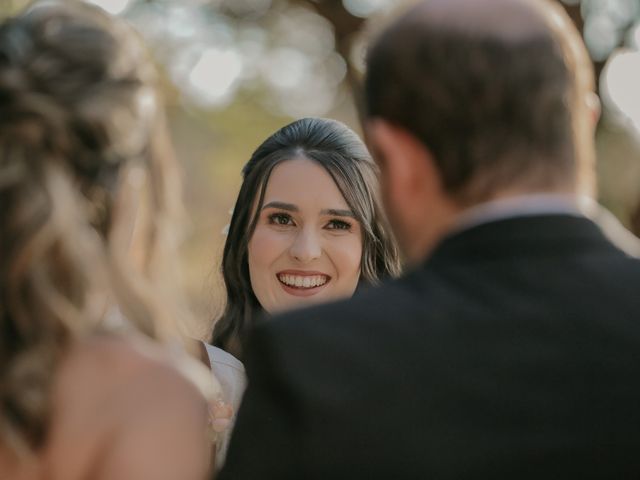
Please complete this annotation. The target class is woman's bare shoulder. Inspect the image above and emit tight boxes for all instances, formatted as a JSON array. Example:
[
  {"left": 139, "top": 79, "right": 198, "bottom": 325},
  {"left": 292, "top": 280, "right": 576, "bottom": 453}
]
[
  {"left": 62, "top": 334, "right": 176, "bottom": 376},
  {"left": 53, "top": 334, "right": 209, "bottom": 424},
  {"left": 45, "top": 335, "right": 210, "bottom": 480},
  {"left": 52, "top": 337, "right": 174, "bottom": 409}
]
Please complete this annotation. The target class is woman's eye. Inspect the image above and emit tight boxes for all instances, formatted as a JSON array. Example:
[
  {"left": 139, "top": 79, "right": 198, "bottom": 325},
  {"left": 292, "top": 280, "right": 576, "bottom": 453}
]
[
  {"left": 326, "top": 219, "right": 352, "bottom": 231},
  {"left": 268, "top": 213, "right": 294, "bottom": 226}
]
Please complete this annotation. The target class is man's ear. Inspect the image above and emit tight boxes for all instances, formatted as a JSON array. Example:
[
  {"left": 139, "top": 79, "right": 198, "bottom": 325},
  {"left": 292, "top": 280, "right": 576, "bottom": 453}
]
[
  {"left": 366, "top": 119, "right": 439, "bottom": 203},
  {"left": 366, "top": 119, "right": 457, "bottom": 264},
  {"left": 586, "top": 92, "right": 601, "bottom": 128}
]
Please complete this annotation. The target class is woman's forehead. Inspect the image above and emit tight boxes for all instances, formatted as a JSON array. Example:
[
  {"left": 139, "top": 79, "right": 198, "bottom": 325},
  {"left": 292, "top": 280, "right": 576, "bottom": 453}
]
[{"left": 261, "top": 157, "right": 350, "bottom": 208}]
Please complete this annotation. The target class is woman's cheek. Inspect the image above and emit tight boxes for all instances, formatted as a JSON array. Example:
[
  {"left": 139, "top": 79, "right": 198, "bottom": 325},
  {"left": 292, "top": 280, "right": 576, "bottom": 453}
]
[
  {"left": 329, "top": 235, "right": 363, "bottom": 283},
  {"left": 249, "top": 227, "right": 287, "bottom": 268}
]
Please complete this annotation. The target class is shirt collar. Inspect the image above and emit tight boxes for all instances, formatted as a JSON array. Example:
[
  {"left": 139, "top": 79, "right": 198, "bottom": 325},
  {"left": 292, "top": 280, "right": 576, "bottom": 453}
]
[{"left": 450, "top": 193, "right": 584, "bottom": 236}]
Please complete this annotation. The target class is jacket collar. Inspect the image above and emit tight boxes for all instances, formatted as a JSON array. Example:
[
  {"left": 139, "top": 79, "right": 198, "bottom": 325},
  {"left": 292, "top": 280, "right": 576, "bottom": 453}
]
[{"left": 425, "top": 214, "right": 618, "bottom": 267}]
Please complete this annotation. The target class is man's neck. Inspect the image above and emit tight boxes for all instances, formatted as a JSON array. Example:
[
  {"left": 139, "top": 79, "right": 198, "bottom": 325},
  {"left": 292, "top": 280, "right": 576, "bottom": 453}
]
[{"left": 405, "top": 191, "right": 586, "bottom": 266}]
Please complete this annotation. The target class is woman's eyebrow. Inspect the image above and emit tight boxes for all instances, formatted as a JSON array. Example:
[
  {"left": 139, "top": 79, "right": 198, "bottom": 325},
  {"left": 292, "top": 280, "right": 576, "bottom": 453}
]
[
  {"left": 321, "top": 208, "right": 356, "bottom": 218},
  {"left": 262, "top": 201, "right": 298, "bottom": 212}
]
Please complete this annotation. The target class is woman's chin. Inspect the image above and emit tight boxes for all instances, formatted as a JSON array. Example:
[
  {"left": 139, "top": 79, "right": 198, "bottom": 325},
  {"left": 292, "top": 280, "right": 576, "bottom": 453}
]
[{"left": 270, "top": 293, "right": 328, "bottom": 315}]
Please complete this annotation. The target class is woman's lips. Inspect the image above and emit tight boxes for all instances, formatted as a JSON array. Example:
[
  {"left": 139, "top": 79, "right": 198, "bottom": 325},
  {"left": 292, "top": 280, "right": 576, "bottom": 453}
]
[{"left": 276, "top": 270, "right": 330, "bottom": 297}]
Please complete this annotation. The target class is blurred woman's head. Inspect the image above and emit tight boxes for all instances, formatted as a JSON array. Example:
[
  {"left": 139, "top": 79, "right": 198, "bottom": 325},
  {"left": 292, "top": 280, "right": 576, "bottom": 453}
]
[
  {"left": 211, "top": 117, "right": 400, "bottom": 358},
  {"left": 0, "top": 0, "right": 182, "bottom": 454}
]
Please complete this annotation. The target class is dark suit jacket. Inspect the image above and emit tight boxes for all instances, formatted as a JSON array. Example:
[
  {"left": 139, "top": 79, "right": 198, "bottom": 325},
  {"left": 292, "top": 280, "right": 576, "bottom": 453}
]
[{"left": 218, "top": 215, "right": 640, "bottom": 479}]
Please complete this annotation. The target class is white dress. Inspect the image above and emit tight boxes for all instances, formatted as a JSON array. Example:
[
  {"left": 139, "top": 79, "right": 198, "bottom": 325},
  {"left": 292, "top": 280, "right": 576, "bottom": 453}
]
[{"left": 203, "top": 343, "right": 247, "bottom": 468}]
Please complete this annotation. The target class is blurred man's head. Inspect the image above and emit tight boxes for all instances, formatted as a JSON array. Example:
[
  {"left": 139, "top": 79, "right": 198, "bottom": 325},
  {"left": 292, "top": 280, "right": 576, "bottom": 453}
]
[{"left": 364, "top": 0, "right": 596, "bottom": 263}]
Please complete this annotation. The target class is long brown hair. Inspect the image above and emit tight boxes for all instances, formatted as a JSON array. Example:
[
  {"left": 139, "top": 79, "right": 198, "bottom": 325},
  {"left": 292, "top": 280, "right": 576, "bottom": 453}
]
[
  {"left": 211, "top": 117, "right": 401, "bottom": 360},
  {"left": 0, "top": 0, "right": 186, "bottom": 455}
]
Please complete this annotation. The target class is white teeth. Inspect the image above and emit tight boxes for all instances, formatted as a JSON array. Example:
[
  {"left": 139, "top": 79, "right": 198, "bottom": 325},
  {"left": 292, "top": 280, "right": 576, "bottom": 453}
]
[{"left": 278, "top": 274, "right": 328, "bottom": 288}]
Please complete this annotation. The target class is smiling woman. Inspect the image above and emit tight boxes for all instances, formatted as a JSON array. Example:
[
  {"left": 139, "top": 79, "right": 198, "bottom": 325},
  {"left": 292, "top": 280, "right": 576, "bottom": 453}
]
[
  {"left": 202, "top": 117, "right": 400, "bottom": 466},
  {"left": 248, "top": 157, "right": 364, "bottom": 313},
  {"left": 212, "top": 117, "right": 400, "bottom": 356}
]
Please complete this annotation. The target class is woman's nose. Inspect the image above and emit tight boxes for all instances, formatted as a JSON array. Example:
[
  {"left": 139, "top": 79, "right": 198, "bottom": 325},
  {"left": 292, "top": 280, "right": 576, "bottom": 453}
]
[{"left": 289, "top": 228, "right": 322, "bottom": 263}]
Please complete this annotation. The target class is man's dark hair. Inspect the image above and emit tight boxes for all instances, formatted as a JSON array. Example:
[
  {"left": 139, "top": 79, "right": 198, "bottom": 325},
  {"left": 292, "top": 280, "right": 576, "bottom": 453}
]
[{"left": 365, "top": 1, "right": 580, "bottom": 203}]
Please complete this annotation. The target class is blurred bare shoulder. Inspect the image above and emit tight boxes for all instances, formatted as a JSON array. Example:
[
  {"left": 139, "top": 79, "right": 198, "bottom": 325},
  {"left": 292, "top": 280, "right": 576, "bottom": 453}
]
[{"left": 44, "top": 335, "right": 211, "bottom": 480}]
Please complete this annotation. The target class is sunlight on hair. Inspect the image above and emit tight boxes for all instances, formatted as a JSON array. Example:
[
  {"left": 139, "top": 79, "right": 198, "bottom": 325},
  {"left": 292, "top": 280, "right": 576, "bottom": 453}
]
[
  {"left": 602, "top": 48, "right": 640, "bottom": 134},
  {"left": 84, "top": 0, "right": 131, "bottom": 15},
  {"left": 187, "top": 47, "right": 243, "bottom": 107}
]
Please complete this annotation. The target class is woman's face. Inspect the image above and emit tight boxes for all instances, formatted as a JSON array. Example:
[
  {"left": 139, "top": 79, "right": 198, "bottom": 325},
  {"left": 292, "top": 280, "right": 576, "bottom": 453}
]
[{"left": 247, "top": 157, "right": 363, "bottom": 314}]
